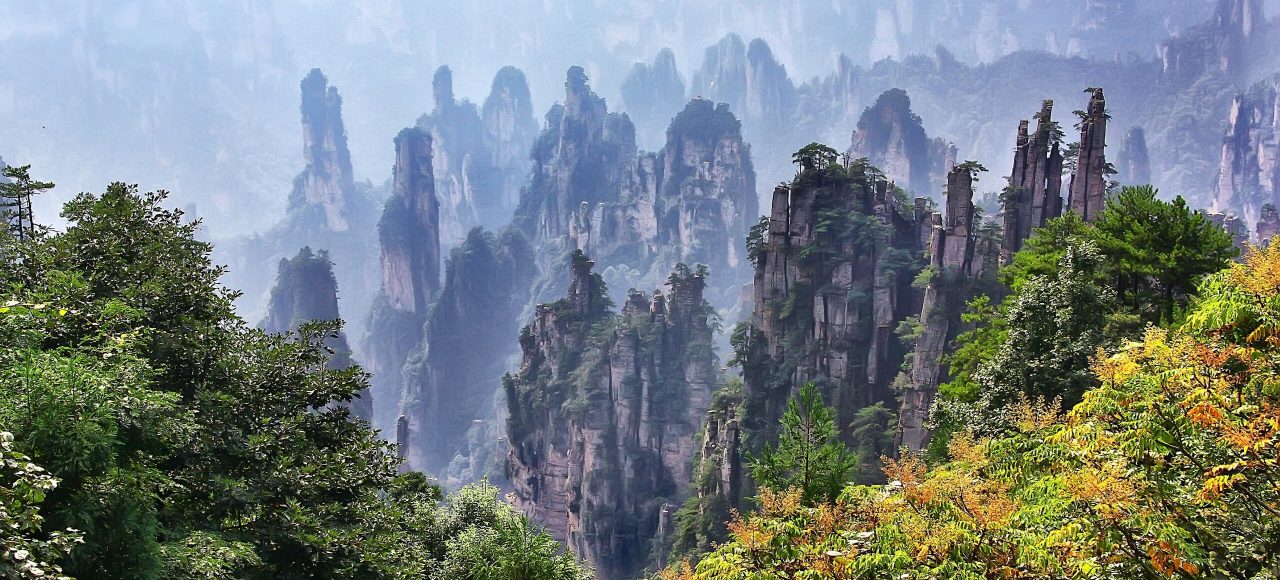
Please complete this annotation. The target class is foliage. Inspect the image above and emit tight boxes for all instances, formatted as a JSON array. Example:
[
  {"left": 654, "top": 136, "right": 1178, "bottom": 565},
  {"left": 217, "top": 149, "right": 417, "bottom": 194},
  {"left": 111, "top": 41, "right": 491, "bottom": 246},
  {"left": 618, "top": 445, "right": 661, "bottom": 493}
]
[
  {"left": 0, "top": 165, "right": 54, "bottom": 242},
  {"left": 0, "top": 180, "right": 591, "bottom": 579},
  {"left": 0, "top": 432, "right": 80, "bottom": 580},
  {"left": 1090, "top": 185, "right": 1236, "bottom": 322},
  {"left": 675, "top": 244, "right": 1280, "bottom": 578},
  {"left": 748, "top": 384, "right": 856, "bottom": 506}
]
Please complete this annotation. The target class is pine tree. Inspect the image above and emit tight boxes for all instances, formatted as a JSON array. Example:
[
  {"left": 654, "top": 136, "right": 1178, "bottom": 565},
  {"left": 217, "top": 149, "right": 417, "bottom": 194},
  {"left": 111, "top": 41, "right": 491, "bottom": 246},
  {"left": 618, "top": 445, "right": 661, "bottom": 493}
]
[{"left": 748, "top": 384, "right": 856, "bottom": 505}]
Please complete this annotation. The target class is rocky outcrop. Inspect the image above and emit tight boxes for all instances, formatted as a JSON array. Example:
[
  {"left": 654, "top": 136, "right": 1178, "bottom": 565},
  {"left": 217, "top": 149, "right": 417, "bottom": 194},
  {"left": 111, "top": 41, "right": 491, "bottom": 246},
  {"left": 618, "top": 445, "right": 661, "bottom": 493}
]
[
  {"left": 1257, "top": 204, "right": 1280, "bottom": 245},
  {"left": 1207, "top": 212, "right": 1250, "bottom": 252},
  {"left": 670, "top": 383, "right": 743, "bottom": 559},
  {"left": 218, "top": 69, "right": 381, "bottom": 377},
  {"left": 736, "top": 158, "right": 929, "bottom": 452},
  {"left": 517, "top": 68, "right": 757, "bottom": 315},
  {"left": 1158, "top": 0, "right": 1268, "bottom": 82},
  {"left": 1003, "top": 100, "right": 1065, "bottom": 259},
  {"left": 505, "top": 252, "right": 717, "bottom": 579},
  {"left": 690, "top": 35, "right": 796, "bottom": 136},
  {"left": 514, "top": 66, "right": 638, "bottom": 244},
  {"left": 399, "top": 227, "right": 535, "bottom": 479},
  {"left": 1116, "top": 127, "right": 1152, "bottom": 186},
  {"left": 899, "top": 165, "right": 986, "bottom": 452},
  {"left": 417, "top": 66, "right": 496, "bottom": 246},
  {"left": 621, "top": 49, "right": 688, "bottom": 147},
  {"left": 848, "top": 89, "right": 955, "bottom": 196},
  {"left": 1068, "top": 88, "right": 1111, "bottom": 221},
  {"left": 364, "top": 127, "right": 440, "bottom": 429},
  {"left": 261, "top": 246, "right": 371, "bottom": 420},
  {"left": 1212, "top": 75, "right": 1279, "bottom": 227},
  {"left": 291, "top": 68, "right": 357, "bottom": 233},
  {"left": 565, "top": 98, "right": 757, "bottom": 307},
  {"left": 744, "top": 39, "right": 797, "bottom": 135},
  {"left": 482, "top": 66, "right": 540, "bottom": 216}
]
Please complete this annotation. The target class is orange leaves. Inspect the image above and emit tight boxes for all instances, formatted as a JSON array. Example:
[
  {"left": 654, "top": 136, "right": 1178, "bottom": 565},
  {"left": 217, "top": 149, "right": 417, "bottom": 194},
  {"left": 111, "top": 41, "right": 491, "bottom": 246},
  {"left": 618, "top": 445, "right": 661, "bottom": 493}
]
[
  {"left": 1197, "top": 473, "right": 1247, "bottom": 501},
  {"left": 1185, "top": 401, "right": 1224, "bottom": 428},
  {"left": 725, "top": 511, "right": 774, "bottom": 551},
  {"left": 1148, "top": 540, "right": 1200, "bottom": 576},
  {"left": 757, "top": 485, "right": 803, "bottom": 518}
]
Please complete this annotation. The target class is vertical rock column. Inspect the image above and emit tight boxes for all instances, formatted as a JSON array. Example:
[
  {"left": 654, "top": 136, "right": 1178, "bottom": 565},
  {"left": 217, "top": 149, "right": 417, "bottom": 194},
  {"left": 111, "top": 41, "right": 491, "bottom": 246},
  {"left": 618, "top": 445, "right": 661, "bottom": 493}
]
[
  {"left": 292, "top": 68, "right": 356, "bottom": 232},
  {"left": 261, "top": 247, "right": 370, "bottom": 419},
  {"left": 898, "top": 165, "right": 978, "bottom": 452},
  {"left": 364, "top": 127, "right": 440, "bottom": 434},
  {"left": 1003, "top": 100, "right": 1064, "bottom": 259},
  {"left": 1068, "top": 88, "right": 1110, "bottom": 221},
  {"left": 505, "top": 254, "right": 718, "bottom": 579}
]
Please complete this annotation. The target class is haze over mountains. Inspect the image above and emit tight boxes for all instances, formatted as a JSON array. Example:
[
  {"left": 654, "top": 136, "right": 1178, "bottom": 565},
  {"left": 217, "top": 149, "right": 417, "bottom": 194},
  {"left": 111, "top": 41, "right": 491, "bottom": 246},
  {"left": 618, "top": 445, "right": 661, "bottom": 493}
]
[{"left": 6, "top": 0, "right": 1275, "bottom": 237}]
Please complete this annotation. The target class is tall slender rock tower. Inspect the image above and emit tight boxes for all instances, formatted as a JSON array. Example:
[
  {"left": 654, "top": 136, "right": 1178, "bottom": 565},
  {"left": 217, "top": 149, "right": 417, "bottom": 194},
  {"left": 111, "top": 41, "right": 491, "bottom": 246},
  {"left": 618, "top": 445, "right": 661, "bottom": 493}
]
[{"left": 1068, "top": 88, "right": 1110, "bottom": 221}]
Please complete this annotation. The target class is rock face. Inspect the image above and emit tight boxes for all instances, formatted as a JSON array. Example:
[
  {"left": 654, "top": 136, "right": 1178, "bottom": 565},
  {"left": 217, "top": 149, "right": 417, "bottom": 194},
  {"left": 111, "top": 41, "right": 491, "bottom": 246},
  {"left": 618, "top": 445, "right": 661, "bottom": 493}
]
[
  {"left": 292, "top": 68, "right": 357, "bottom": 233},
  {"left": 690, "top": 35, "right": 796, "bottom": 136},
  {"left": 1207, "top": 212, "right": 1250, "bottom": 252},
  {"left": 261, "top": 246, "right": 371, "bottom": 420},
  {"left": 1068, "top": 88, "right": 1110, "bottom": 221},
  {"left": 621, "top": 49, "right": 688, "bottom": 147},
  {"left": 848, "top": 89, "right": 956, "bottom": 197},
  {"left": 399, "top": 227, "right": 535, "bottom": 479},
  {"left": 416, "top": 66, "right": 537, "bottom": 248},
  {"left": 1258, "top": 204, "right": 1280, "bottom": 245},
  {"left": 1003, "top": 100, "right": 1065, "bottom": 259},
  {"left": 1158, "top": 0, "right": 1268, "bottom": 82},
  {"left": 482, "top": 66, "right": 540, "bottom": 217},
  {"left": 898, "top": 166, "right": 985, "bottom": 452},
  {"left": 505, "top": 252, "right": 716, "bottom": 579},
  {"left": 517, "top": 68, "right": 757, "bottom": 313},
  {"left": 218, "top": 68, "right": 381, "bottom": 372},
  {"left": 364, "top": 127, "right": 440, "bottom": 430},
  {"left": 514, "top": 66, "right": 638, "bottom": 245},
  {"left": 1212, "top": 75, "right": 1279, "bottom": 228},
  {"left": 565, "top": 98, "right": 758, "bottom": 307},
  {"left": 736, "top": 159, "right": 929, "bottom": 455},
  {"left": 1116, "top": 127, "right": 1152, "bottom": 186}
]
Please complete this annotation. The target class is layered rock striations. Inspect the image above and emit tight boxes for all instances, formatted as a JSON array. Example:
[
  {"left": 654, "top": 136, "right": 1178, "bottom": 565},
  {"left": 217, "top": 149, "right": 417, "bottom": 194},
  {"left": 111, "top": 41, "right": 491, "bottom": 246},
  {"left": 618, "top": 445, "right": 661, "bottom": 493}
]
[
  {"left": 261, "top": 246, "right": 371, "bottom": 420},
  {"left": 1158, "top": 0, "right": 1270, "bottom": 83},
  {"left": 364, "top": 127, "right": 441, "bottom": 430},
  {"left": 505, "top": 252, "right": 717, "bottom": 579},
  {"left": 517, "top": 68, "right": 757, "bottom": 313},
  {"left": 735, "top": 158, "right": 929, "bottom": 457},
  {"left": 399, "top": 227, "right": 535, "bottom": 479},
  {"left": 1116, "top": 127, "right": 1152, "bottom": 186},
  {"left": 1002, "top": 100, "right": 1065, "bottom": 258},
  {"left": 1212, "top": 75, "right": 1279, "bottom": 228},
  {"left": 1068, "top": 88, "right": 1111, "bottom": 221},
  {"left": 898, "top": 165, "right": 988, "bottom": 452},
  {"left": 847, "top": 89, "right": 956, "bottom": 197},
  {"left": 292, "top": 68, "right": 356, "bottom": 233}
]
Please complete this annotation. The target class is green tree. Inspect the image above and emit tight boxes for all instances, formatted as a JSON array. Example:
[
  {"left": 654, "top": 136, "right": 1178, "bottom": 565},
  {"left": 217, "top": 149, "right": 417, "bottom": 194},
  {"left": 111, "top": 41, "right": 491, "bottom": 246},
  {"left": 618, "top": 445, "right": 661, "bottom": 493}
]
[
  {"left": 791, "top": 143, "right": 839, "bottom": 172},
  {"left": 1091, "top": 185, "right": 1236, "bottom": 322},
  {"left": 0, "top": 165, "right": 54, "bottom": 242},
  {"left": 748, "top": 384, "right": 856, "bottom": 505},
  {"left": 0, "top": 178, "right": 594, "bottom": 579},
  {"left": 941, "top": 244, "right": 1114, "bottom": 437}
]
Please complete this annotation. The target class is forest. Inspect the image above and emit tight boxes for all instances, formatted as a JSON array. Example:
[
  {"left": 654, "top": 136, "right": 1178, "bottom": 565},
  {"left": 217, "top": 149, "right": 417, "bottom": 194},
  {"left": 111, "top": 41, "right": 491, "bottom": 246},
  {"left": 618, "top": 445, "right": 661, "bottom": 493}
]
[{"left": 4, "top": 1, "right": 1280, "bottom": 579}]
